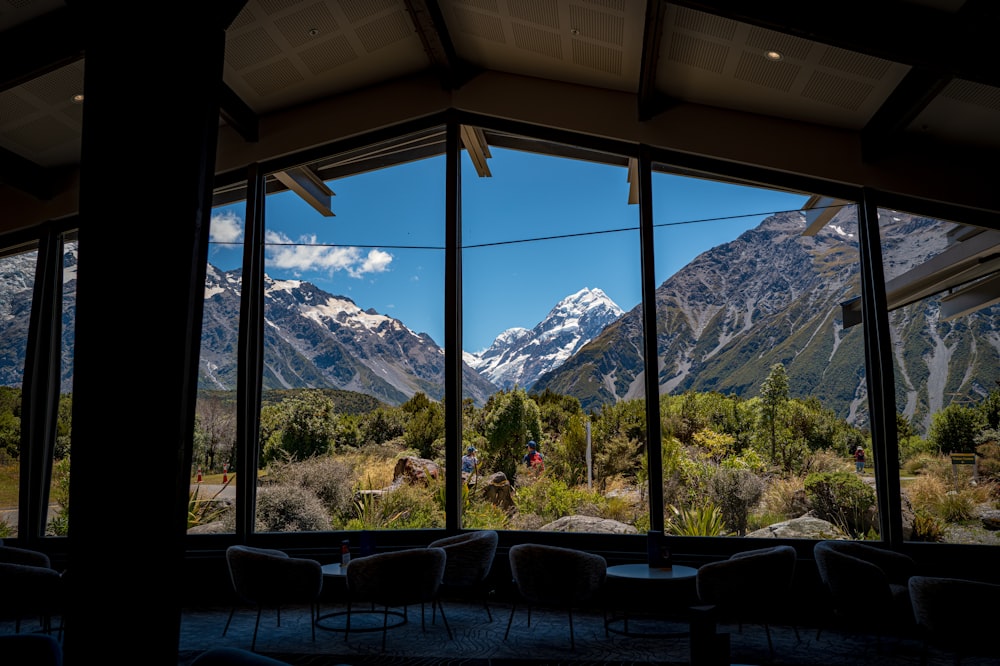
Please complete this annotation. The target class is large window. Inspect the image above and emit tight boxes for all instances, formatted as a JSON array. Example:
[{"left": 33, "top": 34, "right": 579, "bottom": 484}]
[
  {"left": 461, "top": 133, "right": 644, "bottom": 532},
  {"left": 189, "top": 200, "right": 247, "bottom": 534},
  {"left": 0, "top": 245, "right": 39, "bottom": 538},
  {"left": 255, "top": 128, "right": 447, "bottom": 533},
  {"left": 876, "top": 208, "right": 1000, "bottom": 545},
  {"left": 651, "top": 170, "right": 870, "bottom": 539}
]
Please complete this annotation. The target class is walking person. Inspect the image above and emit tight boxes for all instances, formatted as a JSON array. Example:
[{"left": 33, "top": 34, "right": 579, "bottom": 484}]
[
  {"left": 854, "top": 446, "right": 866, "bottom": 473},
  {"left": 462, "top": 445, "right": 479, "bottom": 475},
  {"left": 522, "top": 440, "right": 545, "bottom": 471}
]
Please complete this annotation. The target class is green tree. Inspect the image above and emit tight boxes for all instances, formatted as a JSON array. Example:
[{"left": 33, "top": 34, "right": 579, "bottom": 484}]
[
  {"left": 261, "top": 390, "right": 336, "bottom": 463},
  {"left": 360, "top": 406, "right": 405, "bottom": 445},
  {"left": 759, "top": 362, "right": 789, "bottom": 461},
  {"left": 404, "top": 396, "right": 445, "bottom": 459},
  {"left": 929, "top": 403, "right": 984, "bottom": 454},
  {"left": 482, "top": 387, "right": 541, "bottom": 482}
]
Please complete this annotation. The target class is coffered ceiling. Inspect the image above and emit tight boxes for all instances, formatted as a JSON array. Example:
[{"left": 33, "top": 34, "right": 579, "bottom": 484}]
[{"left": 0, "top": 0, "right": 997, "bottom": 203}]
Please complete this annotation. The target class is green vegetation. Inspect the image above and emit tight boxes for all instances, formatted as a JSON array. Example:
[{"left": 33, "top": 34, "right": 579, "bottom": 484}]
[{"left": 4, "top": 368, "right": 1000, "bottom": 541}]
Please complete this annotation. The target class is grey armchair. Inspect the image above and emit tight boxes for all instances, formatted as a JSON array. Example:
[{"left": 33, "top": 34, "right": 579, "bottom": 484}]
[
  {"left": 343, "top": 547, "right": 452, "bottom": 651},
  {"left": 695, "top": 544, "right": 799, "bottom": 658},
  {"left": 222, "top": 545, "right": 324, "bottom": 651},
  {"left": 504, "top": 543, "right": 607, "bottom": 650},
  {"left": 908, "top": 575, "right": 1000, "bottom": 665},
  {"left": 428, "top": 529, "right": 498, "bottom": 621},
  {"left": 0, "top": 543, "right": 64, "bottom": 637},
  {"left": 813, "top": 540, "right": 916, "bottom": 644}
]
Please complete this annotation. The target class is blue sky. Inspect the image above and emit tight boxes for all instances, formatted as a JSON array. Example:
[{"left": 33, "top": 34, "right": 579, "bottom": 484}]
[{"left": 208, "top": 148, "right": 811, "bottom": 353}]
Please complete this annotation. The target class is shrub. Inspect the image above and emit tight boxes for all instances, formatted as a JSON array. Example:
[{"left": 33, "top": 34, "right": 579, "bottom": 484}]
[
  {"left": 378, "top": 481, "right": 443, "bottom": 529},
  {"left": 255, "top": 484, "right": 330, "bottom": 532},
  {"left": 514, "top": 476, "right": 594, "bottom": 523},
  {"left": 665, "top": 503, "right": 725, "bottom": 536},
  {"left": 804, "top": 470, "right": 876, "bottom": 538},
  {"left": 905, "top": 474, "right": 948, "bottom": 514},
  {"left": 910, "top": 509, "right": 946, "bottom": 542},
  {"left": 936, "top": 491, "right": 975, "bottom": 522},
  {"left": 801, "top": 448, "right": 852, "bottom": 475},
  {"left": 707, "top": 467, "right": 764, "bottom": 536},
  {"left": 760, "top": 476, "right": 808, "bottom": 520}
]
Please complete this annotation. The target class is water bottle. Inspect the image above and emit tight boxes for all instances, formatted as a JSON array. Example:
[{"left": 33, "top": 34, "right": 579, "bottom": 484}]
[{"left": 340, "top": 539, "right": 351, "bottom": 567}]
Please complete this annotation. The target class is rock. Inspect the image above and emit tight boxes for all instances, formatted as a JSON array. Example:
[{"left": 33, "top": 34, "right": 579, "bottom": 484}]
[
  {"left": 541, "top": 515, "right": 638, "bottom": 534},
  {"left": 480, "top": 472, "right": 515, "bottom": 514},
  {"left": 392, "top": 456, "right": 441, "bottom": 486},
  {"left": 746, "top": 514, "right": 848, "bottom": 540},
  {"left": 980, "top": 509, "right": 1000, "bottom": 530}
]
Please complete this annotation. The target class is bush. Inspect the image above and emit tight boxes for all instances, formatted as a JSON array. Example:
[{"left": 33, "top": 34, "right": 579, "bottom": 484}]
[
  {"left": 910, "top": 510, "right": 946, "bottom": 542},
  {"left": 936, "top": 491, "right": 976, "bottom": 522},
  {"left": 708, "top": 467, "right": 764, "bottom": 536},
  {"left": 804, "top": 470, "right": 876, "bottom": 538},
  {"left": 254, "top": 484, "right": 331, "bottom": 532},
  {"left": 665, "top": 503, "right": 725, "bottom": 536},
  {"left": 905, "top": 474, "right": 948, "bottom": 514},
  {"left": 759, "top": 476, "right": 808, "bottom": 519}
]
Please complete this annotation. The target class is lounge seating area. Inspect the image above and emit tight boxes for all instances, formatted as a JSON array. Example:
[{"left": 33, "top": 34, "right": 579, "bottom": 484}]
[{"left": 2, "top": 538, "right": 998, "bottom": 665}]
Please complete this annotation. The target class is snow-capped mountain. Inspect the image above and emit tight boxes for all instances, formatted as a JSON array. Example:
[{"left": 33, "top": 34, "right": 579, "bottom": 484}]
[
  {"left": 466, "top": 287, "right": 624, "bottom": 390},
  {"left": 199, "top": 266, "right": 498, "bottom": 406}
]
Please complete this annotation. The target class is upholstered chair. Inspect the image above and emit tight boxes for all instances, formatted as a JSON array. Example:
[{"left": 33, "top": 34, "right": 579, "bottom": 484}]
[
  {"left": 343, "top": 547, "right": 452, "bottom": 651},
  {"left": 504, "top": 543, "right": 607, "bottom": 650},
  {"left": 695, "top": 544, "right": 799, "bottom": 658},
  {"left": 0, "top": 544, "right": 64, "bottom": 636},
  {"left": 813, "top": 540, "right": 917, "bottom": 645},
  {"left": 222, "top": 545, "right": 324, "bottom": 651},
  {"left": 908, "top": 575, "right": 1000, "bottom": 665},
  {"left": 0, "top": 633, "right": 63, "bottom": 666},
  {"left": 428, "top": 529, "right": 499, "bottom": 621}
]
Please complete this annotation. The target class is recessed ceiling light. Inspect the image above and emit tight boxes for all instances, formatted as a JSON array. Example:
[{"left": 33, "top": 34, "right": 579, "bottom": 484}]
[
  {"left": 765, "top": 50, "right": 783, "bottom": 61},
  {"left": 71, "top": 93, "right": 84, "bottom": 104},
  {"left": 308, "top": 28, "right": 319, "bottom": 37}
]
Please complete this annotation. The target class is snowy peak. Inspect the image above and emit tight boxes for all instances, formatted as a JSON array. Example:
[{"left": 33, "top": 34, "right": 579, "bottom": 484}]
[{"left": 467, "top": 287, "right": 624, "bottom": 390}]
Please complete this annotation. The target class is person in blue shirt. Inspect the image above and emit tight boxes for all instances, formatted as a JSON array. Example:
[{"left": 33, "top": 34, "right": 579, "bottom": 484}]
[
  {"left": 522, "top": 440, "right": 545, "bottom": 471},
  {"left": 462, "top": 445, "right": 479, "bottom": 474}
]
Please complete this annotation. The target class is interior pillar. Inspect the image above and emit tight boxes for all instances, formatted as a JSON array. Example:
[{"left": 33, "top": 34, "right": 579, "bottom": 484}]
[{"left": 65, "top": 4, "right": 245, "bottom": 664}]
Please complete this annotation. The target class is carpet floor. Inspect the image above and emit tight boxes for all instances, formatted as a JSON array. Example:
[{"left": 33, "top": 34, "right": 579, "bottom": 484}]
[{"left": 176, "top": 599, "right": 997, "bottom": 666}]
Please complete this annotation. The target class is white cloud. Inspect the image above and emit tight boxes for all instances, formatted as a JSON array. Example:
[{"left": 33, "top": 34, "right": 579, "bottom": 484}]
[
  {"left": 210, "top": 210, "right": 244, "bottom": 243},
  {"left": 264, "top": 231, "right": 393, "bottom": 278}
]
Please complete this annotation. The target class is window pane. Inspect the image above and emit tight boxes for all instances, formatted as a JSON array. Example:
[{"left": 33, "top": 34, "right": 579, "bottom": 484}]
[
  {"left": 48, "top": 236, "right": 77, "bottom": 536},
  {"left": 257, "top": 129, "right": 446, "bottom": 534},
  {"left": 462, "top": 134, "right": 644, "bottom": 532},
  {"left": 652, "top": 170, "right": 870, "bottom": 539},
  {"left": 190, "top": 201, "right": 246, "bottom": 534},
  {"left": 0, "top": 245, "right": 39, "bottom": 538},
  {"left": 878, "top": 208, "right": 1000, "bottom": 546}
]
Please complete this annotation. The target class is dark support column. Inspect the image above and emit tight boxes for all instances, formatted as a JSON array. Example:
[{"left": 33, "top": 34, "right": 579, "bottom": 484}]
[
  {"left": 638, "top": 145, "right": 664, "bottom": 533},
  {"left": 444, "top": 118, "right": 462, "bottom": 531},
  {"left": 66, "top": 4, "right": 244, "bottom": 665}
]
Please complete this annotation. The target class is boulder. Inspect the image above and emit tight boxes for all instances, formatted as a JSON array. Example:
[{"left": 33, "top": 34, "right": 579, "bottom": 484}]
[
  {"left": 392, "top": 456, "right": 441, "bottom": 486},
  {"left": 746, "top": 514, "right": 848, "bottom": 540},
  {"left": 480, "top": 472, "right": 516, "bottom": 514},
  {"left": 541, "top": 515, "right": 638, "bottom": 534}
]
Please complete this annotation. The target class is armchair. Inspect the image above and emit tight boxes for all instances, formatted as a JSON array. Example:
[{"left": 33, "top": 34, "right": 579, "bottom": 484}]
[
  {"left": 908, "top": 575, "right": 1000, "bottom": 665},
  {"left": 695, "top": 544, "right": 799, "bottom": 658},
  {"left": 504, "top": 543, "right": 607, "bottom": 650},
  {"left": 0, "top": 543, "right": 64, "bottom": 636},
  {"left": 343, "top": 547, "right": 452, "bottom": 651},
  {"left": 813, "top": 540, "right": 916, "bottom": 644},
  {"left": 428, "top": 529, "right": 498, "bottom": 621},
  {"left": 222, "top": 545, "right": 324, "bottom": 651}
]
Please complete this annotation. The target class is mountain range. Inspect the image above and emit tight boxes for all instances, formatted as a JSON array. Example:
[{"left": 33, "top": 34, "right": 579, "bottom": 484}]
[{"left": 0, "top": 207, "right": 996, "bottom": 432}]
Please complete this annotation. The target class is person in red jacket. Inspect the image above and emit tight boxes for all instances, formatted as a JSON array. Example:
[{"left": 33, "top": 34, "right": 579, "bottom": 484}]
[{"left": 854, "top": 446, "right": 866, "bottom": 473}]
